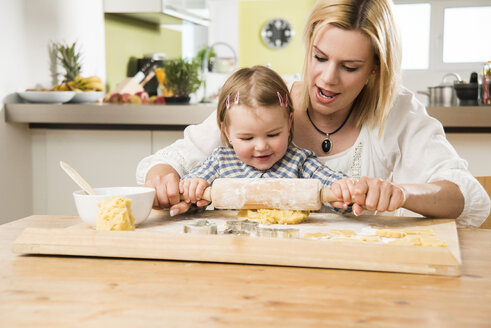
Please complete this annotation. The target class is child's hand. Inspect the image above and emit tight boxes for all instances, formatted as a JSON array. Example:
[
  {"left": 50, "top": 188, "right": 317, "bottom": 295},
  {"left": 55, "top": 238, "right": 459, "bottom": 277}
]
[
  {"left": 179, "top": 178, "right": 211, "bottom": 208},
  {"left": 331, "top": 177, "right": 407, "bottom": 216}
]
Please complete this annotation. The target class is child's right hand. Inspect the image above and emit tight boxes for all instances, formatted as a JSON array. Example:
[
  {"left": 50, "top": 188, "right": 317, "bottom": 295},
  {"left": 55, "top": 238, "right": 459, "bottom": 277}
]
[{"left": 179, "top": 178, "right": 211, "bottom": 208}]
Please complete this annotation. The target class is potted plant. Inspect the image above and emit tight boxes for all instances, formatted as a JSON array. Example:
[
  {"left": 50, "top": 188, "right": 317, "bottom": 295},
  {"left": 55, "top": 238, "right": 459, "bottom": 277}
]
[{"left": 161, "top": 57, "right": 201, "bottom": 103}]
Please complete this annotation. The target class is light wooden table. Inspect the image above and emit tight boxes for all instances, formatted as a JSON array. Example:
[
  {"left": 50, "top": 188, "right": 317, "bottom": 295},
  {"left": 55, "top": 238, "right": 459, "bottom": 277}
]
[{"left": 1, "top": 215, "right": 490, "bottom": 327}]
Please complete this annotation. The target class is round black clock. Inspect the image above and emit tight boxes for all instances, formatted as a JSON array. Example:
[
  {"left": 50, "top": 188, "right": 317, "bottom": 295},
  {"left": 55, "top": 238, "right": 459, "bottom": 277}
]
[{"left": 260, "top": 18, "right": 295, "bottom": 49}]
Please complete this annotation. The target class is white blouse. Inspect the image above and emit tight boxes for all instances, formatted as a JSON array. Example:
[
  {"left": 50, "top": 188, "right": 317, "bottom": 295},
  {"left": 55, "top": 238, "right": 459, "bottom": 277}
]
[{"left": 137, "top": 87, "right": 490, "bottom": 228}]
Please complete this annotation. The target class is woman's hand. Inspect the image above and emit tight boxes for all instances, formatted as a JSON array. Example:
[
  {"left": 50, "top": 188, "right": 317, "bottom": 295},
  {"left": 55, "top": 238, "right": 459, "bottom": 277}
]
[
  {"left": 179, "top": 178, "right": 211, "bottom": 208},
  {"left": 331, "top": 177, "right": 407, "bottom": 216},
  {"left": 145, "top": 172, "right": 182, "bottom": 208}
]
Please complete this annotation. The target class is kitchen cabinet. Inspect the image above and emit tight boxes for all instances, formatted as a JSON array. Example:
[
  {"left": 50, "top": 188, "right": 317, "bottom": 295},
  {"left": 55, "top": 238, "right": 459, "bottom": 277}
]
[
  {"left": 30, "top": 128, "right": 185, "bottom": 216},
  {"left": 31, "top": 129, "right": 151, "bottom": 215}
]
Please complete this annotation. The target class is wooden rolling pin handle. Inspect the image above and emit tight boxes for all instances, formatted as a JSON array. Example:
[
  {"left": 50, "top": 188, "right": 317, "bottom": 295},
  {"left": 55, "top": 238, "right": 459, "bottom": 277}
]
[
  {"left": 320, "top": 187, "right": 339, "bottom": 204},
  {"left": 202, "top": 187, "right": 212, "bottom": 202}
]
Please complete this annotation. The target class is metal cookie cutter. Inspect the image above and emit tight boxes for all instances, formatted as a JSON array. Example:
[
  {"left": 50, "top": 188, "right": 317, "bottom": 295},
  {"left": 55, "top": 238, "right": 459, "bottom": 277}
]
[
  {"left": 224, "top": 219, "right": 258, "bottom": 235},
  {"left": 275, "top": 228, "right": 299, "bottom": 239},
  {"left": 256, "top": 227, "right": 277, "bottom": 238},
  {"left": 183, "top": 219, "right": 217, "bottom": 235}
]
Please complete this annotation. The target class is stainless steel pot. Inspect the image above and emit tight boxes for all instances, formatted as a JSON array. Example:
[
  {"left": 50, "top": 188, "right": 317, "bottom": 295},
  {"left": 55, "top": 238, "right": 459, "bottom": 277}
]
[{"left": 417, "top": 73, "right": 462, "bottom": 107}]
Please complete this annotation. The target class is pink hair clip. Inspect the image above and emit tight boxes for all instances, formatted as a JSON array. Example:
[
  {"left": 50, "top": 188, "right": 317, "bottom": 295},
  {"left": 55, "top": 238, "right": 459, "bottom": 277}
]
[
  {"left": 226, "top": 94, "right": 230, "bottom": 109},
  {"left": 284, "top": 93, "right": 289, "bottom": 107},
  {"left": 234, "top": 91, "right": 240, "bottom": 105},
  {"left": 277, "top": 92, "right": 284, "bottom": 107}
]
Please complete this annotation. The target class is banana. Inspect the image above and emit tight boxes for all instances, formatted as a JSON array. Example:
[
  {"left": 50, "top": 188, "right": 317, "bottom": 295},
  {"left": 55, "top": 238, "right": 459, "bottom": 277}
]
[
  {"left": 81, "top": 76, "right": 102, "bottom": 84},
  {"left": 83, "top": 81, "right": 104, "bottom": 91}
]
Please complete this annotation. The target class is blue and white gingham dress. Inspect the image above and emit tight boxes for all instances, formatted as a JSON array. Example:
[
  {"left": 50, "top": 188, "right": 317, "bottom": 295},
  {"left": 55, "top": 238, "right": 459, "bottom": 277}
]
[{"left": 183, "top": 145, "right": 347, "bottom": 186}]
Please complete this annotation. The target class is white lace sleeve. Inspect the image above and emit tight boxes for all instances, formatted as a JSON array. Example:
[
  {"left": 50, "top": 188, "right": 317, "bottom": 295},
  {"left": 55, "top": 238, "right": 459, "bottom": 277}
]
[
  {"left": 136, "top": 110, "right": 221, "bottom": 184},
  {"left": 380, "top": 88, "right": 490, "bottom": 227}
]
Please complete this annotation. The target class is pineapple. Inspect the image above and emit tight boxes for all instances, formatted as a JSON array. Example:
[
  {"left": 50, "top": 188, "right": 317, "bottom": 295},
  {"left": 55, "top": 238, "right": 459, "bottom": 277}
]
[
  {"left": 55, "top": 42, "right": 82, "bottom": 85},
  {"left": 52, "top": 42, "right": 104, "bottom": 92}
]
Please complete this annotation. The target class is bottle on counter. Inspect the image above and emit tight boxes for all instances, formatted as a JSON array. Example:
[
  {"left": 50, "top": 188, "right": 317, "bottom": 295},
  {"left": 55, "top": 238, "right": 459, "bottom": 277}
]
[{"left": 482, "top": 61, "right": 491, "bottom": 105}]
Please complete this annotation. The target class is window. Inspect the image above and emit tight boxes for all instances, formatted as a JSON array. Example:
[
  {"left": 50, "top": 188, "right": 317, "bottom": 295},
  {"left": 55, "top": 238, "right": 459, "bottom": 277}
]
[
  {"left": 394, "top": 0, "right": 491, "bottom": 71},
  {"left": 443, "top": 6, "right": 491, "bottom": 63},
  {"left": 393, "top": 3, "right": 431, "bottom": 70}
]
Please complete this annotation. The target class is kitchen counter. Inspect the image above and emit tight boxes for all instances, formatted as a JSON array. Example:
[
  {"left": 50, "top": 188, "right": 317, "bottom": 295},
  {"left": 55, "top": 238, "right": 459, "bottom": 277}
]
[
  {"left": 4, "top": 103, "right": 216, "bottom": 129},
  {"left": 1, "top": 215, "right": 491, "bottom": 326},
  {"left": 4, "top": 103, "right": 491, "bottom": 131}
]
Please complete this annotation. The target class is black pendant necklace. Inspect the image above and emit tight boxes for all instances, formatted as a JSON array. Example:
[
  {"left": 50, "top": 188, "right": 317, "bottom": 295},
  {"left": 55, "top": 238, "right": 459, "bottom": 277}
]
[{"left": 306, "top": 105, "right": 354, "bottom": 153}]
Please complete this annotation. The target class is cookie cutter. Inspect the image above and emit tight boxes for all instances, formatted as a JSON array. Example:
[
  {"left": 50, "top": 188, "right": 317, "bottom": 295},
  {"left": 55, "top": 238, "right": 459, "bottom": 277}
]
[
  {"left": 275, "top": 228, "right": 299, "bottom": 239},
  {"left": 183, "top": 219, "right": 217, "bottom": 235},
  {"left": 224, "top": 219, "right": 258, "bottom": 235},
  {"left": 256, "top": 227, "right": 277, "bottom": 238}
]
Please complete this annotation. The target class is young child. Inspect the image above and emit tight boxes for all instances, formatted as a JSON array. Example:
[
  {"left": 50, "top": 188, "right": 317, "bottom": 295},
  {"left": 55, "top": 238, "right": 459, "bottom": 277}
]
[{"left": 178, "top": 65, "right": 350, "bottom": 212}]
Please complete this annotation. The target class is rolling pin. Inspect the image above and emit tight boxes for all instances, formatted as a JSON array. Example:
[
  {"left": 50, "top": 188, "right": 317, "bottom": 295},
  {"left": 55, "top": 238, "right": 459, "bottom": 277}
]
[{"left": 197, "top": 178, "right": 339, "bottom": 210}]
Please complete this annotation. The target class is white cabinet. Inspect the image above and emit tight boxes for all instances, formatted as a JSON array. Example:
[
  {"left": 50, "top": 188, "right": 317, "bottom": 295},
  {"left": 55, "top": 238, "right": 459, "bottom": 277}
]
[
  {"left": 32, "top": 129, "right": 152, "bottom": 215},
  {"left": 446, "top": 133, "right": 491, "bottom": 177}
]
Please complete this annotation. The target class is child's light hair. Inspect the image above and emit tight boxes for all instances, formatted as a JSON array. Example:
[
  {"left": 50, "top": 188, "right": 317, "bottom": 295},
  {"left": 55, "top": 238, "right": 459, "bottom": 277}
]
[
  {"left": 217, "top": 65, "right": 294, "bottom": 146},
  {"left": 301, "top": 0, "right": 402, "bottom": 136}
]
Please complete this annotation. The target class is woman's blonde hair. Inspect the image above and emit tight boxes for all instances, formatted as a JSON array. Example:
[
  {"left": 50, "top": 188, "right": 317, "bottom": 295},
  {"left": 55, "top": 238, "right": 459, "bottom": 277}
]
[
  {"left": 217, "top": 65, "right": 294, "bottom": 146},
  {"left": 301, "top": 0, "right": 401, "bottom": 135}
]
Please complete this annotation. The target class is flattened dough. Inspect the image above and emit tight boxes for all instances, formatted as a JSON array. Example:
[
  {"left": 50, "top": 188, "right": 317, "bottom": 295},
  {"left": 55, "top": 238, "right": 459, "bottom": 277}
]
[{"left": 237, "top": 209, "right": 310, "bottom": 224}]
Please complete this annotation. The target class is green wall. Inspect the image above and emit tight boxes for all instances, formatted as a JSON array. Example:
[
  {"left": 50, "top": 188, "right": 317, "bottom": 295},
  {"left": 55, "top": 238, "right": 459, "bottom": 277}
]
[
  {"left": 238, "top": 0, "right": 316, "bottom": 74},
  {"left": 104, "top": 14, "right": 182, "bottom": 92}
]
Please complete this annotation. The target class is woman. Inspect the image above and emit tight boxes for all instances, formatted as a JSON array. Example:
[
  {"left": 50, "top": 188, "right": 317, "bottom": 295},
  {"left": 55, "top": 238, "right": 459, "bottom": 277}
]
[{"left": 137, "top": 0, "right": 490, "bottom": 227}]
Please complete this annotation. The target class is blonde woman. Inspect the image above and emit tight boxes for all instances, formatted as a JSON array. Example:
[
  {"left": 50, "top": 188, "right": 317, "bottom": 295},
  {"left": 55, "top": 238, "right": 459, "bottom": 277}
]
[{"left": 137, "top": 0, "right": 489, "bottom": 227}]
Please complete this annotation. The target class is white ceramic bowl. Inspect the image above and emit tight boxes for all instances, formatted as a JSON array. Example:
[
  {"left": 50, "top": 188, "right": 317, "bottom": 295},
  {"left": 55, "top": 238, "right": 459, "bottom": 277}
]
[
  {"left": 73, "top": 187, "right": 155, "bottom": 227},
  {"left": 17, "top": 91, "right": 75, "bottom": 103},
  {"left": 70, "top": 91, "right": 104, "bottom": 103}
]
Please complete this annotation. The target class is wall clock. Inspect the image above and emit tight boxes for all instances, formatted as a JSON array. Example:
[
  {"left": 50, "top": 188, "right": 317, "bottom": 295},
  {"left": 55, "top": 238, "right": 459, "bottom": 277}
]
[{"left": 260, "top": 18, "right": 295, "bottom": 49}]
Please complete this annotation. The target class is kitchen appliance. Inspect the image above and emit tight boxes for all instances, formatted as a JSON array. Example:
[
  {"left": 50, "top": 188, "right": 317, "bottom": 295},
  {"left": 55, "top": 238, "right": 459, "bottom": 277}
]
[
  {"left": 417, "top": 73, "right": 462, "bottom": 107},
  {"left": 454, "top": 73, "right": 479, "bottom": 106}
]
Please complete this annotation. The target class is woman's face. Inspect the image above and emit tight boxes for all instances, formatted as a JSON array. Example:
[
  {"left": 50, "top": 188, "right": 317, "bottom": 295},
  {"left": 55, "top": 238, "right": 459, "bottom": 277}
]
[{"left": 308, "top": 24, "right": 377, "bottom": 115}]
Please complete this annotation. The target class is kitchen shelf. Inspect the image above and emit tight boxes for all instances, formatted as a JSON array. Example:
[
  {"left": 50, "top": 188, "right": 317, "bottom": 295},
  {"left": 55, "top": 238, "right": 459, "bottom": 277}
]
[
  {"left": 426, "top": 106, "right": 491, "bottom": 132},
  {"left": 4, "top": 103, "right": 216, "bottom": 128},
  {"left": 3, "top": 104, "right": 490, "bottom": 132}
]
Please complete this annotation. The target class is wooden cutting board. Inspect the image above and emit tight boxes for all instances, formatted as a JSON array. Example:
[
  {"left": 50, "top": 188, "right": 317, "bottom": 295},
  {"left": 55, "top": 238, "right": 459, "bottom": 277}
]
[{"left": 12, "top": 210, "right": 461, "bottom": 276}]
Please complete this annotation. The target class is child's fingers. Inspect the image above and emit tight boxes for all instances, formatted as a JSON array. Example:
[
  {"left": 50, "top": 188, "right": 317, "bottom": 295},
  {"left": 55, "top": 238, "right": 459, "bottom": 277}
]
[
  {"left": 181, "top": 179, "right": 191, "bottom": 203},
  {"left": 331, "top": 201, "right": 348, "bottom": 209},
  {"left": 195, "top": 180, "right": 209, "bottom": 201},
  {"left": 352, "top": 203, "right": 364, "bottom": 216},
  {"left": 187, "top": 179, "right": 200, "bottom": 203},
  {"left": 196, "top": 199, "right": 211, "bottom": 207}
]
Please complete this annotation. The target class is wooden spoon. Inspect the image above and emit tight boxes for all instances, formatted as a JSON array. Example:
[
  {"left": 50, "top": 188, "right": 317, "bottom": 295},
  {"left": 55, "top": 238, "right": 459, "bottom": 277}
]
[{"left": 59, "top": 161, "right": 96, "bottom": 195}]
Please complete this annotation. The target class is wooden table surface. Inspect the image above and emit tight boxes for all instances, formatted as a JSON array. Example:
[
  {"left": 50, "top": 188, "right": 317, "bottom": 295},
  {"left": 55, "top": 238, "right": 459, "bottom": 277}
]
[{"left": 1, "top": 215, "right": 490, "bottom": 327}]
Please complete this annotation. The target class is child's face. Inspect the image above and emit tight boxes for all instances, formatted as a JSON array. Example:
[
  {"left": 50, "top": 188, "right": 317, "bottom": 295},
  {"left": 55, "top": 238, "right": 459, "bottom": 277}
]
[{"left": 225, "top": 104, "right": 292, "bottom": 171}]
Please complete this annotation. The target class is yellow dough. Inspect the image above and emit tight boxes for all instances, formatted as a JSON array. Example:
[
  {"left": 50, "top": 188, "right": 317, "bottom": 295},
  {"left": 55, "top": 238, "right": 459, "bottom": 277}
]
[
  {"left": 304, "top": 232, "right": 331, "bottom": 239},
  {"left": 96, "top": 196, "right": 135, "bottom": 231},
  {"left": 376, "top": 230, "right": 406, "bottom": 238},
  {"left": 389, "top": 236, "right": 447, "bottom": 247},
  {"left": 403, "top": 228, "right": 436, "bottom": 236},
  {"left": 237, "top": 209, "right": 309, "bottom": 224},
  {"left": 360, "top": 236, "right": 381, "bottom": 242},
  {"left": 389, "top": 236, "right": 423, "bottom": 246},
  {"left": 329, "top": 229, "right": 356, "bottom": 237},
  {"left": 420, "top": 237, "right": 448, "bottom": 247}
]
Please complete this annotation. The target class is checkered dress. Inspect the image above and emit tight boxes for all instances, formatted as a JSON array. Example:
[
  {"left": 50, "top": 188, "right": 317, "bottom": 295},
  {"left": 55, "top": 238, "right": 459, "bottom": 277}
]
[{"left": 183, "top": 145, "right": 347, "bottom": 186}]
